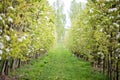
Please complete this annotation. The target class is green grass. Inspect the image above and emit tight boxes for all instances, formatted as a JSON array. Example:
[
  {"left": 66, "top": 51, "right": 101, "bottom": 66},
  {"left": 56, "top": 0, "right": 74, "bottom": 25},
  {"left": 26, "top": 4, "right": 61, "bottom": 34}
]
[{"left": 10, "top": 43, "right": 107, "bottom": 80}]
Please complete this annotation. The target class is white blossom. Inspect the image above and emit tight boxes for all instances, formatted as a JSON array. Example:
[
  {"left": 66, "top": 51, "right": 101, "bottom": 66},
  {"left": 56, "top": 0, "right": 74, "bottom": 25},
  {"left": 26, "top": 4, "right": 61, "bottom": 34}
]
[
  {"left": 22, "top": 35, "right": 27, "bottom": 40},
  {"left": 97, "top": 52, "right": 104, "bottom": 56},
  {"left": 102, "top": 3, "right": 105, "bottom": 6},
  {"left": 18, "top": 35, "right": 27, "bottom": 42},
  {"left": 10, "top": 28, "right": 14, "bottom": 32},
  {"left": 36, "top": 9, "right": 39, "bottom": 12},
  {"left": 96, "top": 0, "right": 99, "bottom": 2},
  {"left": 106, "top": 0, "right": 110, "bottom": 2},
  {"left": 2, "top": 20, "right": 5, "bottom": 24},
  {"left": 77, "top": 28, "right": 81, "bottom": 31},
  {"left": 37, "top": 37, "right": 39, "bottom": 40},
  {"left": 36, "top": 26, "right": 38, "bottom": 28},
  {"left": 18, "top": 38, "right": 23, "bottom": 42},
  {"left": 22, "top": 36, "right": 26, "bottom": 40},
  {"left": 40, "top": 49, "right": 44, "bottom": 51},
  {"left": 0, "top": 29, "right": 2, "bottom": 33},
  {"left": 8, "top": 17, "right": 13, "bottom": 22},
  {"left": 110, "top": 26, "right": 113, "bottom": 28},
  {"left": 8, "top": 6, "right": 15, "bottom": 11},
  {"left": 118, "top": 43, "right": 120, "bottom": 46},
  {"left": 0, "top": 50, "right": 3, "bottom": 54},
  {"left": 14, "top": 34, "right": 17, "bottom": 37},
  {"left": 5, "top": 35, "right": 11, "bottom": 41},
  {"left": 100, "top": 28, "right": 103, "bottom": 32},
  {"left": 97, "top": 52, "right": 101, "bottom": 55},
  {"left": 31, "top": 34, "right": 35, "bottom": 37},
  {"left": 115, "top": 48, "right": 120, "bottom": 52},
  {"left": 119, "top": 54, "right": 120, "bottom": 57},
  {"left": 0, "top": 42, "right": 4, "bottom": 49},
  {"left": 10, "top": 48, "right": 13, "bottom": 51},
  {"left": 116, "top": 57, "right": 118, "bottom": 59},
  {"left": 107, "top": 35, "right": 111, "bottom": 38},
  {"left": 38, "top": 21, "right": 41, "bottom": 24},
  {"left": 113, "top": 23, "right": 119, "bottom": 27},
  {"left": 45, "top": 16, "right": 49, "bottom": 20},
  {"left": 109, "top": 16, "right": 114, "bottom": 19},
  {"left": 84, "top": 21, "right": 88, "bottom": 24},
  {"left": 117, "top": 14, "right": 120, "bottom": 18},
  {"left": 108, "top": 8, "right": 117, "bottom": 12},
  {"left": 0, "top": 16, "right": 2, "bottom": 20},
  {"left": 28, "top": 49, "right": 31, "bottom": 53},
  {"left": 0, "top": 13, "right": 5, "bottom": 16},
  {"left": 40, "top": 11, "right": 44, "bottom": 15},
  {"left": 0, "top": 56, "right": 1, "bottom": 60},
  {"left": 116, "top": 32, "right": 120, "bottom": 39},
  {"left": 89, "top": 9, "right": 93, "bottom": 13},
  {"left": 6, "top": 48, "right": 10, "bottom": 52}
]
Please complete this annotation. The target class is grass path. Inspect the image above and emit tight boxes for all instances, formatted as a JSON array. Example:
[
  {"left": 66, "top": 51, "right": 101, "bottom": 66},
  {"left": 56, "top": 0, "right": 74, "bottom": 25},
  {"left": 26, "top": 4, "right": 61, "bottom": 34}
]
[{"left": 10, "top": 44, "right": 106, "bottom": 80}]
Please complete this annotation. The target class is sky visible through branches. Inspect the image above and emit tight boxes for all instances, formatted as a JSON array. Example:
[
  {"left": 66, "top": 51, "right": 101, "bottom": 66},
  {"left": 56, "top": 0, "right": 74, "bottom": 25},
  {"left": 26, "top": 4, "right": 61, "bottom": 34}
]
[{"left": 48, "top": 0, "right": 87, "bottom": 28}]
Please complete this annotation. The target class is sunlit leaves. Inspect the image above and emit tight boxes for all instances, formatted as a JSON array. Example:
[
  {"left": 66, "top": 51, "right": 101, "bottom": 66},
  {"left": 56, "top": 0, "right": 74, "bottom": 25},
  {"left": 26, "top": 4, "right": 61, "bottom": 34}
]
[
  {"left": 0, "top": 0, "right": 55, "bottom": 61},
  {"left": 67, "top": 0, "right": 120, "bottom": 79}
]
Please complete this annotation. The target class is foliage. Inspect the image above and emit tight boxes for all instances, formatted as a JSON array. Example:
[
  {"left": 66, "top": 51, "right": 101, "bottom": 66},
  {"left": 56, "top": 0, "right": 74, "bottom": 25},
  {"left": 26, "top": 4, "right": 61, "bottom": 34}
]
[
  {"left": 0, "top": 0, "right": 55, "bottom": 61},
  {"left": 66, "top": 0, "right": 120, "bottom": 80},
  {"left": 0, "top": 0, "right": 55, "bottom": 75}
]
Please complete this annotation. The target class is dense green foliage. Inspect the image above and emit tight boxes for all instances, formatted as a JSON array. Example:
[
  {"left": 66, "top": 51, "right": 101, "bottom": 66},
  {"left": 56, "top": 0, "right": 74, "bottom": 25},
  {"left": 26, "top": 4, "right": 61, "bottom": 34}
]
[
  {"left": 0, "top": 0, "right": 55, "bottom": 75},
  {"left": 10, "top": 43, "right": 106, "bottom": 80},
  {"left": 66, "top": 0, "right": 120, "bottom": 80}
]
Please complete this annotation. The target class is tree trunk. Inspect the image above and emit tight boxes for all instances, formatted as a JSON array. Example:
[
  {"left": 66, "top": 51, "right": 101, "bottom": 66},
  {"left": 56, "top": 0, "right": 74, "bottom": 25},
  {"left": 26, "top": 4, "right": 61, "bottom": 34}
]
[
  {"left": 103, "top": 57, "right": 105, "bottom": 75},
  {"left": 2, "top": 59, "right": 9, "bottom": 75},
  {"left": 12, "top": 59, "right": 18, "bottom": 70}
]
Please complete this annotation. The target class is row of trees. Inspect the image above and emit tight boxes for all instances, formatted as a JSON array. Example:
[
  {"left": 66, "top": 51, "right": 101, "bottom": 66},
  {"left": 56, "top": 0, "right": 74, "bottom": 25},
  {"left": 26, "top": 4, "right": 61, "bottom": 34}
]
[
  {"left": 53, "top": 0, "right": 66, "bottom": 42},
  {"left": 66, "top": 0, "right": 120, "bottom": 80},
  {"left": 0, "top": 0, "right": 55, "bottom": 75}
]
